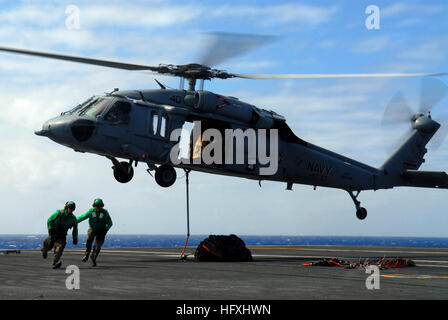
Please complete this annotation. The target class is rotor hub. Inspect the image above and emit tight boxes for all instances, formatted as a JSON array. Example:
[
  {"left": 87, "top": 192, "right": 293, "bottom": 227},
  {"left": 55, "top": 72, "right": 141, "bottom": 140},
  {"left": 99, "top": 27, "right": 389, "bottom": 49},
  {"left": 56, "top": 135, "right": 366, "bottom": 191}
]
[
  {"left": 413, "top": 115, "right": 440, "bottom": 134},
  {"left": 157, "top": 63, "right": 235, "bottom": 81}
]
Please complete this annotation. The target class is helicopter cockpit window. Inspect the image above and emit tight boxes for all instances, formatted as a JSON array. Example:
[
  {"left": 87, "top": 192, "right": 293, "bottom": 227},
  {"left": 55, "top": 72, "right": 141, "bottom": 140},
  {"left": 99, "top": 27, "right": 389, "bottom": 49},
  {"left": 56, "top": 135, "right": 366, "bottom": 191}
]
[
  {"left": 63, "top": 96, "right": 97, "bottom": 115},
  {"left": 83, "top": 98, "right": 113, "bottom": 118},
  {"left": 104, "top": 101, "right": 131, "bottom": 125}
]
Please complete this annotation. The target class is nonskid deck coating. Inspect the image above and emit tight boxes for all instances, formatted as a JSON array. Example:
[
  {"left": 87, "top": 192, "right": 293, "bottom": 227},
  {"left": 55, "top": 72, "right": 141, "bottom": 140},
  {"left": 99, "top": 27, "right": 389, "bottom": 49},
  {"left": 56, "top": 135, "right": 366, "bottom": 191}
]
[{"left": 1, "top": 245, "right": 448, "bottom": 300}]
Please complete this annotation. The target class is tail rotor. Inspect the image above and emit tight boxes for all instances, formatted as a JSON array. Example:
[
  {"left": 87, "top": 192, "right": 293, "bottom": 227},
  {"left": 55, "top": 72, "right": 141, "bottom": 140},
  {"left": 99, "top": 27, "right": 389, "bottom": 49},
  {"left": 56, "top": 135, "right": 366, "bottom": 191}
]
[{"left": 382, "top": 78, "right": 448, "bottom": 151}]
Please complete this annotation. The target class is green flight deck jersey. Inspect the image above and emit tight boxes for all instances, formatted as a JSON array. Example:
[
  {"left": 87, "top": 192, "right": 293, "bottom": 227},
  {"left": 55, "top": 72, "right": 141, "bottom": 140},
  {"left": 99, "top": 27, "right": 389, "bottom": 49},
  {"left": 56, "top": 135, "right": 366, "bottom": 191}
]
[
  {"left": 77, "top": 208, "right": 113, "bottom": 232},
  {"left": 47, "top": 209, "right": 78, "bottom": 241}
]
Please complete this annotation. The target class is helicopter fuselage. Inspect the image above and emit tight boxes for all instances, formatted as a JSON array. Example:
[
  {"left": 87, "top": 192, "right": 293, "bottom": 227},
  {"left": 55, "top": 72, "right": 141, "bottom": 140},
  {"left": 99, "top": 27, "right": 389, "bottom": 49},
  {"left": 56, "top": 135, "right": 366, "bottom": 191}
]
[
  {"left": 36, "top": 88, "right": 388, "bottom": 190},
  {"left": 34, "top": 87, "right": 447, "bottom": 220}
]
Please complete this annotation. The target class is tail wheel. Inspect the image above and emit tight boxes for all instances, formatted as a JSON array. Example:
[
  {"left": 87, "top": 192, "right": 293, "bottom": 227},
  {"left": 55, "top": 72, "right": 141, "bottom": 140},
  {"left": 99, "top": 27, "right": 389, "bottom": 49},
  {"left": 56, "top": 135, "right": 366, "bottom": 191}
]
[
  {"left": 155, "top": 165, "right": 177, "bottom": 187},
  {"left": 113, "top": 161, "right": 134, "bottom": 183},
  {"left": 356, "top": 207, "right": 367, "bottom": 220}
]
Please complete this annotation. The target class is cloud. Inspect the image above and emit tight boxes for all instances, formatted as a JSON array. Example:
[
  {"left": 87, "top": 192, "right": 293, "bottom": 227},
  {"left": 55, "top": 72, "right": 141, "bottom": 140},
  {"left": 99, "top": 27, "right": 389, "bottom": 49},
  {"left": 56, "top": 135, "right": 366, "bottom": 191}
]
[
  {"left": 0, "top": 2, "right": 203, "bottom": 29},
  {"left": 209, "top": 3, "right": 338, "bottom": 27},
  {"left": 397, "top": 36, "right": 448, "bottom": 66},
  {"left": 80, "top": 4, "right": 203, "bottom": 28},
  {"left": 352, "top": 36, "right": 390, "bottom": 54},
  {"left": 0, "top": 2, "right": 337, "bottom": 32},
  {"left": 381, "top": 2, "right": 447, "bottom": 17},
  {"left": 0, "top": 3, "right": 63, "bottom": 28}
]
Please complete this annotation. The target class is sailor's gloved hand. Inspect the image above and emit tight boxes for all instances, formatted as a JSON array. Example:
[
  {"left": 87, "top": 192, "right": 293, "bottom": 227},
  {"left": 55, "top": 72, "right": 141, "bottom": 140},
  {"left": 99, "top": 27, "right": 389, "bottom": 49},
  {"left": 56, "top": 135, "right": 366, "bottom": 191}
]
[{"left": 73, "top": 239, "right": 78, "bottom": 245}]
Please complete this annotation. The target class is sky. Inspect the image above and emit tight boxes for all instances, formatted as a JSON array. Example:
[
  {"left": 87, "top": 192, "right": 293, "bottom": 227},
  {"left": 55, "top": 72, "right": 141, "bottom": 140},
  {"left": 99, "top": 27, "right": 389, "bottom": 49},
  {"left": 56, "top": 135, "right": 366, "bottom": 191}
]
[{"left": 0, "top": 0, "right": 448, "bottom": 237}]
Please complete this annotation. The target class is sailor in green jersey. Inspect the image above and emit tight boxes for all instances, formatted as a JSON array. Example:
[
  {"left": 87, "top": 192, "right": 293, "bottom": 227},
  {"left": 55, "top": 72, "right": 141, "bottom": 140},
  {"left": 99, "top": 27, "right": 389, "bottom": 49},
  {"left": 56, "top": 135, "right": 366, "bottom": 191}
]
[
  {"left": 41, "top": 201, "right": 78, "bottom": 269},
  {"left": 77, "top": 198, "right": 112, "bottom": 266}
]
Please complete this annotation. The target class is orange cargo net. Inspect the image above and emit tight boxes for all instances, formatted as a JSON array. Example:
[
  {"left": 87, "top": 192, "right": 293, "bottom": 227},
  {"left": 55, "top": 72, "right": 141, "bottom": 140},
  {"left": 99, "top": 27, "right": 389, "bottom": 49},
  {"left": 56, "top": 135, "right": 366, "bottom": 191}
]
[{"left": 304, "top": 257, "right": 415, "bottom": 268}]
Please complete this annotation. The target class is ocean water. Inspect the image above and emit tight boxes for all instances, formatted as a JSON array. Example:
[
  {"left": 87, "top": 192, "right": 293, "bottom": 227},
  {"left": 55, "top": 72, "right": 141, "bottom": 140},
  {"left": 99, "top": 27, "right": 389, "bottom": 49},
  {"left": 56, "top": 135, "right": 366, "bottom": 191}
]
[{"left": 1, "top": 234, "right": 448, "bottom": 250}]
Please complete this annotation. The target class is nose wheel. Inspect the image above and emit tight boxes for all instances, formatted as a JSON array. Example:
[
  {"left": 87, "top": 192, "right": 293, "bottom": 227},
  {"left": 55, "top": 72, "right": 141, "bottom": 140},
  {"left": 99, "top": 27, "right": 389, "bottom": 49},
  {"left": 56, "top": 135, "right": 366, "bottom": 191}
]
[
  {"left": 108, "top": 157, "right": 134, "bottom": 183},
  {"left": 348, "top": 190, "right": 367, "bottom": 220}
]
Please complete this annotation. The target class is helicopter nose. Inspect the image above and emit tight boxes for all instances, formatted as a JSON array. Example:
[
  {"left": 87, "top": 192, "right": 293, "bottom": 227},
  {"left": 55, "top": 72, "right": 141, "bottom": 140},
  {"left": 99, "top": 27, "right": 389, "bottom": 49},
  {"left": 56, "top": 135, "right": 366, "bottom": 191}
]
[
  {"left": 35, "top": 119, "right": 53, "bottom": 137},
  {"left": 35, "top": 117, "right": 96, "bottom": 144},
  {"left": 34, "top": 128, "right": 50, "bottom": 137},
  {"left": 35, "top": 118, "right": 74, "bottom": 143}
]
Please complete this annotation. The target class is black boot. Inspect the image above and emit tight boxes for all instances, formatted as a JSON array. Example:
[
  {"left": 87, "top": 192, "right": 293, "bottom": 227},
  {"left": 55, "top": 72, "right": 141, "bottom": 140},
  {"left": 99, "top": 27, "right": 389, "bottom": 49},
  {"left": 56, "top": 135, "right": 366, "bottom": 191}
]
[
  {"left": 82, "top": 252, "right": 90, "bottom": 262},
  {"left": 41, "top": 247, "right": 48, "bottom": 259},
  {"left": 90, "top": 254, "right": 97, "bottom": 267}
]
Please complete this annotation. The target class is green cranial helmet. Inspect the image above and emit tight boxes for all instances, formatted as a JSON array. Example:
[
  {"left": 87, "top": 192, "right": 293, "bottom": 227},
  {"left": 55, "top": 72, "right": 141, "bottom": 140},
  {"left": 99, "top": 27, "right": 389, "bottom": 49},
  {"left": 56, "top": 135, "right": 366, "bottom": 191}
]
[
  {"left": 93, "top": 198, "right": 104, "bottom": 207},
  {"left": 65, "top": 201, "right": 76, "bottom": 211}
]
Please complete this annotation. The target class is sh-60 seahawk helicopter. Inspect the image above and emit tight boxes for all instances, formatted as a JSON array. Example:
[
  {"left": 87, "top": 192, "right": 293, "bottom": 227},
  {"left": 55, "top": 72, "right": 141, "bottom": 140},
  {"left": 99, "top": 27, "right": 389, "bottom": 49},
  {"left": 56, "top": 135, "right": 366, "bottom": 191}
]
[{"left": 1, "top": 33, "right": 448, "bottom": 221}]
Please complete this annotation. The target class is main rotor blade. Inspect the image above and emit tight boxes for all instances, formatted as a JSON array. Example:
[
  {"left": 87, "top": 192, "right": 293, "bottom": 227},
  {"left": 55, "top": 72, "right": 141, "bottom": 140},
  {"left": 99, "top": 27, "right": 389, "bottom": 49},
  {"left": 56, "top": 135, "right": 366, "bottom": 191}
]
[
  {"left": 381, "top": 91, "right": 414, "bottom": 127},
  {"left": 419, "top": 77, "right": 448, "bottom": 114},
  {"left": 199, "top": 32, "right": 277, "bottom": 67},
  {"left": 0, "top": 46, "right": 160, "bottom": 71},
  {"left": 234, "top": 72, "right": 448, "bottom": 79}
]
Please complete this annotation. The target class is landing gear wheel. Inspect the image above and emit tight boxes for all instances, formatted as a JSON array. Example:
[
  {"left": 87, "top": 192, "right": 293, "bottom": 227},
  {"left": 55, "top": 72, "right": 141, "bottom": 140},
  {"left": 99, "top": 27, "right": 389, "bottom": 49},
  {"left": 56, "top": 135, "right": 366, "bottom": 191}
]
[
  {"left": 356, "top": 207, "right": 367, "bottom": 220},
  {"left": 113, "top": 161, "right": 134, "bottom": 183},
  {"left": 155, "top": 165, "right": 177, "bottom": 187},
  {"left": 347, "top": 190, "right": 368, "bottom": 220}
]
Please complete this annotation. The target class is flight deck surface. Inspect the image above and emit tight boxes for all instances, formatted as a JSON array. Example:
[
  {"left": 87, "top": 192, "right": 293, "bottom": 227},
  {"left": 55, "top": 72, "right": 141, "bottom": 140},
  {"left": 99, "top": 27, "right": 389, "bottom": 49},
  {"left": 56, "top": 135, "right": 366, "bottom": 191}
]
[{"left": 1, "top": 245, "right": 448, "bottom": 300}]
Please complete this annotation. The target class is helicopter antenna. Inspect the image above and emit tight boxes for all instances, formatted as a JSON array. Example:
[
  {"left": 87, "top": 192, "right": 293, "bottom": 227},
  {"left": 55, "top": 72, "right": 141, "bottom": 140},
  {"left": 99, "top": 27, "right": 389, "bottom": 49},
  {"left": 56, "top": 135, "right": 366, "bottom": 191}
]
[
  {"left": 105, "top": 87, "right": 119, "bottom": 95},
  {"left": 154, "top": 79, "right": 166, "bottom": 90}
]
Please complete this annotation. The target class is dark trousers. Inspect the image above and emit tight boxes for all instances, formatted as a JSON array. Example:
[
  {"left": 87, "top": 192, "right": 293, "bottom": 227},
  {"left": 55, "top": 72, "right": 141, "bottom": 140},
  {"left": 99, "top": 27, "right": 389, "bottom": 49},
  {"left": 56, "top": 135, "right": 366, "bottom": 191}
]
[
  {"left": 85, "top": 229, "right": 107, "bottom": 260},
  {"left": 42, "top": 232, "right": 66, "bottom": 265}
]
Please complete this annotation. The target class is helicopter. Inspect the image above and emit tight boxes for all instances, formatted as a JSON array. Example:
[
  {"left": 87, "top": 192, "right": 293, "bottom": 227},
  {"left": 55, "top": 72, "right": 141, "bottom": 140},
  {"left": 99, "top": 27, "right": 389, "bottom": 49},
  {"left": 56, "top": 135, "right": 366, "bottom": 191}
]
[{"left": 1, "top": 33, "right": 447, "bottom": 221}]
